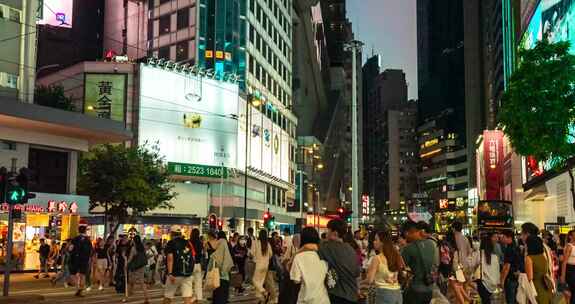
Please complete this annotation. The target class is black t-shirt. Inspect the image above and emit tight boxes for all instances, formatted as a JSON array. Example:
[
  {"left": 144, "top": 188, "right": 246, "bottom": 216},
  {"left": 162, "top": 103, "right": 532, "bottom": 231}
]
[
  {"left": 71, "top": 235, "right": 92, "bottom": 262},
  {"left": 165, "top": 237, "right": 194, "bottom": 277},
  {"left": 503, "top": 243, "right": 524, "bottom": 278},
  {"left": 95, "top": 247, "right": 107, "bottom": 259},
  {"left": 39, "top": 244, "right": 51, "bottom": 258}
]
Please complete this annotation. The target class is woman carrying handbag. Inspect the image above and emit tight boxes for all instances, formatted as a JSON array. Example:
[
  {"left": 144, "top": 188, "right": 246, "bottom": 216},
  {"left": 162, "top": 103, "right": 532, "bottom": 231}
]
[{"left": 207, "top": 231, "right": 234, "bottom": 304}]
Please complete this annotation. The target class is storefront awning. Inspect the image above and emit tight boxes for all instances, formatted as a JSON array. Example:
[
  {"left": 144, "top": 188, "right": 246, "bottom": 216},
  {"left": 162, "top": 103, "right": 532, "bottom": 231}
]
[
  {"left": 523, "top": 183, "right": 548, "bottom": 201},
  {"left": 0, "top": 99, "right": 132, "bottom": 150}
]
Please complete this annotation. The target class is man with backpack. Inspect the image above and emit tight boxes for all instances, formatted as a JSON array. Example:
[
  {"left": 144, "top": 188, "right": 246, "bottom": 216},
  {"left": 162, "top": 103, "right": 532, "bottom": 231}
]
[
  {"left": 69, "top": 226, "right": 93, "bottom": 297},
  {"left": 401, "top": 221, "right": 438, "bottom": 304},
  {"left": 163, "top": 227, "right": 196, "bottom": 304}
]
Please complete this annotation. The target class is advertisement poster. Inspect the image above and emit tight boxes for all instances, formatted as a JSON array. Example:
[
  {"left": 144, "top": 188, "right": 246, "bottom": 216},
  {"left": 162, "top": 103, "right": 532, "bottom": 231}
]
[
  {"left": 483, "top": 130, "right": 504, "bottom": 200},
  {"left": 272, "top": 124, "right": 282, "bottom": 178},
  {"left": 236, "top": 97, "right": 247, "bottom": 170},
  {"left": 84, "top": 74, "right": 126, "bottom": 122},
  {"left": 250, "top": 108, "right": 263, "bottom": 171},
  {"left": 281, "top": 130, "right": 290, "bottom": 182},
  {"left": 139, "top": 64, "right": 239, "bottom": 169},
  {"left": 262, "top": 117, "right": 272, "bottom": 175}
]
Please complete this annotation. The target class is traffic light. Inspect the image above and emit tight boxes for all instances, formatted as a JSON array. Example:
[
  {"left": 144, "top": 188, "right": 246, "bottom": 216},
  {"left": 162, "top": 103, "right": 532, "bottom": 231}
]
[
  {"left": 263, "top": 211, "right": 271, "bottom": 229},
  {"left": 217, "top": 220, "right": 223, "bottom": 231},
  {"left": 227, "top": 217, "right": 236, "bottom": 230},
  {"left": 337, "top": 207, "right": 345, "bottom": 219},
  {"left": 269, "top": 216, "right": 276, "bottom": 230},
  {"left": 345, "top": 210, "right": 353, "bottom": 224},
  {"left": 5, "top": 168, "right": 35, "bottom": 205},
  {"left": 209, "top": 214, "right": 217, "bottom": 230}
]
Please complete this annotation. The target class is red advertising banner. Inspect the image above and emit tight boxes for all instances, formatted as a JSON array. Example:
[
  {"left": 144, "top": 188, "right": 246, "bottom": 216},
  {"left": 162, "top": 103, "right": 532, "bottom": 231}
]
[{"left": 483, "top": 130, "right": 504, "bottom": 200}]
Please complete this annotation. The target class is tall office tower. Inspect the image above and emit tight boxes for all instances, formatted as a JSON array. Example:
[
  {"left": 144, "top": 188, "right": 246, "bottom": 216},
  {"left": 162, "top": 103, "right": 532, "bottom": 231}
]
[
  {"left": 363, "top": 67, "right": 417, "bottom": 226},
  {"left": 417, "top": 0, "right": 469, "bottom": 228}
]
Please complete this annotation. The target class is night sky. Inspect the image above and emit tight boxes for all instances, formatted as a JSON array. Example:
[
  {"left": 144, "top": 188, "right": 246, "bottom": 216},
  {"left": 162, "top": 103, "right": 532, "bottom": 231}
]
[{"left": 348, "top": 0, "right": 418, "bottom": 100}]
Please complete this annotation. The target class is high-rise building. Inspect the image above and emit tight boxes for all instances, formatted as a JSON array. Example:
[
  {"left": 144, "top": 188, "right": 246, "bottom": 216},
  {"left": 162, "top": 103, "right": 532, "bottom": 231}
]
[
  {"left": 363, "top": 67, "right": 417, "bottom": 226},
  {"left": 417, "top": 109, "right": 469, "bottom": 232},
  {"left": 37, "top": 0, "right": 105, "bottom": 77},
  {"left": 417, "top": 0, "right": 469, "bottom": 228},
  {"left": 0, "top": 0, "right": 38, "bottom": 103},
  {"left": 320, "top": 0, "right": 353, "bottom": 67},
  {"left": 362, "top": 54, "right": 380, "bottom": 205},
  {"left": 98, "top": 0, "right": 298, "bottom": 228}
]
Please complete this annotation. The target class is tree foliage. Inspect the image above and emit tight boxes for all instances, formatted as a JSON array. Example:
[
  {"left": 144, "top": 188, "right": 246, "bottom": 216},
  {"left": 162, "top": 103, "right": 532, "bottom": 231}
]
[
  {"left": 35, "top": 85, "right": 76, "bottom": 111},
  {"left": 77, "top": 144, "right": 176, "bottom": 227},
  {"left": 500, "top": 38, "right": 575, "bottom": 168}
]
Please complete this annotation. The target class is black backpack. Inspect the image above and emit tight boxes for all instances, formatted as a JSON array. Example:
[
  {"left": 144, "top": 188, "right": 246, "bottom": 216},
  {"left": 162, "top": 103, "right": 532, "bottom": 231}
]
[
  {"left": 173, "top": 240, "right": 195, "bottom": 276},
  {"left": 128, "top": 245, "right": 147, "bottom": 271}
]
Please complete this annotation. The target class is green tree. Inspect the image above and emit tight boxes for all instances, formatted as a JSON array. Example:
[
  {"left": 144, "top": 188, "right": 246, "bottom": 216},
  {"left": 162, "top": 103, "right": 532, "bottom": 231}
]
[
  {"left": 500, "top": 38, "right": 575, "bottom": 208},
  {"left": 77, "top": 144, "right": 176, "bottom": 236},
  {"left": 34, "top": 85, "right": 75, "bottom": 111}
]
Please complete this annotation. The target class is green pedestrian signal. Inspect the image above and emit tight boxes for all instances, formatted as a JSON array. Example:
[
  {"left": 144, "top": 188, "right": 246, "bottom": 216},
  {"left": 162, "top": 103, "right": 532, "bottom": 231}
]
[{"left": 7, "top": 187, "right": 25, "bottom": 205}]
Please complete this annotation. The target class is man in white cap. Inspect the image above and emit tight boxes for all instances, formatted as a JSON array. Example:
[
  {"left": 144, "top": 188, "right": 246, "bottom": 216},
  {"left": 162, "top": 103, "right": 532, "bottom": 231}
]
[{"left": 163, "top": 227, "right": 196, "bottom": 304}]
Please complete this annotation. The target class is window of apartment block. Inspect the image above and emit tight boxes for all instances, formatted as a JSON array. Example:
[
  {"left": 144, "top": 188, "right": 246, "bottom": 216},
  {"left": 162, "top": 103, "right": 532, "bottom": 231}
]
[
  {"left": 158, "top": 46, "right": 170, "bottom": 60},
  {"left": 250, "top": 0, "right": 255, "bottom": 13},
  {"left": 249, "top": 25, "right": 255, "bottom": 44},
  {"left": 249, "top": 55, "right": 254, "bottom": 74},
  {"left": 177, "top": 8, "right": 189, "bottom": 29},
  {"left": 148, "top": 0, "right": 155, "bottom": 9},
  {"left": 257, "top": 6, "right": 262, "bottom": 22},
  {"left": 160, "top": 0, "right": 170, "bottom": 4},
  {"left": 159, "top": 14, "right": 171, "bottom": 34},
  {"left": 176, "top": 41, "right": 188, "bottom": 61}
]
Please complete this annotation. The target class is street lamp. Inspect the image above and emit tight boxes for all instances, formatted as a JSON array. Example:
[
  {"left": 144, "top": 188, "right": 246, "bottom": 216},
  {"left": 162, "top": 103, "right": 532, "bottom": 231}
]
[{"left": 343, "top": 39, "right": 364, "bottom": 231}]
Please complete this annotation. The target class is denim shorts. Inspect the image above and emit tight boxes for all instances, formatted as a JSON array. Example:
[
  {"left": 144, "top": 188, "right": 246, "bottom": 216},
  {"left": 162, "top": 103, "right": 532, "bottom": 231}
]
[{"left": 375, "top": 288, "right": 403, "bottom": 304}]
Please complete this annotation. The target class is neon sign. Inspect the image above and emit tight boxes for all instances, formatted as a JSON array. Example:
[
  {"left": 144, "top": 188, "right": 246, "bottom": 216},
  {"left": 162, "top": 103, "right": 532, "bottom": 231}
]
[{"left": 1, "top": 200, "right": 79, "bottom": 214}]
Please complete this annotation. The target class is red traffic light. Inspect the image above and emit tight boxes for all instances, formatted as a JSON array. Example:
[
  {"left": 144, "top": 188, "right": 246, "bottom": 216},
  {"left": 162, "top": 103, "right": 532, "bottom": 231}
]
[
  {"left": 217, "top": 220, "right": 223, "bottom": 227},
  {"left": 263, "top": 212, "right": 270, "bottom": 220},
  {"left": 337, "top": 207, "right": 344, "bottom": 214}
]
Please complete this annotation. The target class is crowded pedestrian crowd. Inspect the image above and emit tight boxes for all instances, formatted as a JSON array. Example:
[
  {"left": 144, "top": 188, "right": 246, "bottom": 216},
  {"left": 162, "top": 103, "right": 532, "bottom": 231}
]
[{"left": 30, "top": 218, "right": 575, "bottom": 303}]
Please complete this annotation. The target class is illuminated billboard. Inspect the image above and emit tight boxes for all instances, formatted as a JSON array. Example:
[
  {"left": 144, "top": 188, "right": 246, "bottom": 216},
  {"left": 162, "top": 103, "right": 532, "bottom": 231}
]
[
  {"left": 138, "top": 64, "right": 239, "bottom": 169},
  {"left": 521, "top": 0, "right": 575, "bottom": 51},
  {"left": 521, "top": 0, "right": 575, "bottom": 181},
  {"left": 241, "top": 103, "right": 290, "bottom": 182},
  {"left": 37, "top": 0, "right": 73, "bottom": 28}
]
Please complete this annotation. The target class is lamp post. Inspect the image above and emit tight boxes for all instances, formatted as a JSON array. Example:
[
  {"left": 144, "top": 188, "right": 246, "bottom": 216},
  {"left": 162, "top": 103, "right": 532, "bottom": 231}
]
[
  {"left": 244, "top": 94, "right": 261, "bottom": 234},
  {"left": 343, "top": 40, "right": 364, "bottom": 231}
]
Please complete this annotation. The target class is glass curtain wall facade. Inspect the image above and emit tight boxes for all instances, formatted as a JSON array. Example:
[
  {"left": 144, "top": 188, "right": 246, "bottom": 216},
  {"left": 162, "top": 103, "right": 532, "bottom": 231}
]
[{"left": 198, "top": 0, "right": 246, "bottom": 88}]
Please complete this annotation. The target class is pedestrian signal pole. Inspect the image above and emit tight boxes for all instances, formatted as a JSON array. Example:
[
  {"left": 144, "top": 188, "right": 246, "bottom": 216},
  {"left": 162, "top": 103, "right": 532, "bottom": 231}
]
[{"left": 3, "top": 163, "right": 35, "bottom": 297}]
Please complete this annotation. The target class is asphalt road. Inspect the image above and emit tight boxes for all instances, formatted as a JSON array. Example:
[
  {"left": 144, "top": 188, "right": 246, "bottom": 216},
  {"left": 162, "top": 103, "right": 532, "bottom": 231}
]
[{"left": 1, "top": 273, "right": 259, "bottom": 303}]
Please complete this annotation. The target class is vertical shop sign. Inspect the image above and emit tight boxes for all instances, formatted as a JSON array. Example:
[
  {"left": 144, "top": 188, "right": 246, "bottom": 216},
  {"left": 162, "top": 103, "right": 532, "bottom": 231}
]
[
  {"left": 84, "top": 74, "right": 127, "bottom": 122},
  {"left": 483, "top": 130, "right": 504, "bottom": 200},
  {"left": 361, "top": 194, "right": 369, "bottom": 219}
]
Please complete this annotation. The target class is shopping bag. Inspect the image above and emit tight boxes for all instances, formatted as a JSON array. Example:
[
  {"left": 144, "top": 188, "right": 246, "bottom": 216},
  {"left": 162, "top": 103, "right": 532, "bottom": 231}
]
[{"left": 205, "top": 260, "right": 220, "bottom": 290}]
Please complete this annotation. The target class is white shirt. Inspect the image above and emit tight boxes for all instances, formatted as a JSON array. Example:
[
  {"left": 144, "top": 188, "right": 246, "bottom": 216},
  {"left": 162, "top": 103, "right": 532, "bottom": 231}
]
[{"left": 290, "top": 251, "right": 330, "bottom": 304}]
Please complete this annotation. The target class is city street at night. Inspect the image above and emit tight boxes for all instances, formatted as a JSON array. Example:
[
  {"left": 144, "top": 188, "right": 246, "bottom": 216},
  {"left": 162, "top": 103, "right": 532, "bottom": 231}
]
[{"left": 3, "top": 0, "right": 575, "bottom": 303}]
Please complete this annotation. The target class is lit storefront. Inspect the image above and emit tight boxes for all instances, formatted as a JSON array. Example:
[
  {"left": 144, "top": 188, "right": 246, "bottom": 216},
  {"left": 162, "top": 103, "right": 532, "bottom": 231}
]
[
  {"left": 434, "top": 198, "right": 468, "bottom": 233},
  {"left": 0, "top": 193, "right": 89, "bottom": 271}
]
